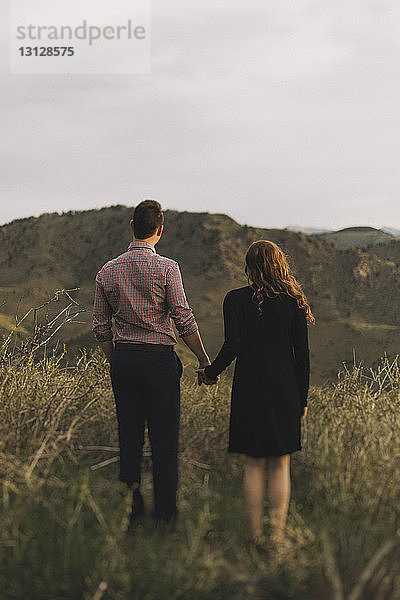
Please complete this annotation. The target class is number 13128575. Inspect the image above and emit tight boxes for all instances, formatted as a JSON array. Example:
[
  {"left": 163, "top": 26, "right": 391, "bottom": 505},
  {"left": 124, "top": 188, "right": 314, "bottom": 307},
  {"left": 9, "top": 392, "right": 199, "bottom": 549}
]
[{"left": 19, "top": 47, "right": 74, "bottom": 57}]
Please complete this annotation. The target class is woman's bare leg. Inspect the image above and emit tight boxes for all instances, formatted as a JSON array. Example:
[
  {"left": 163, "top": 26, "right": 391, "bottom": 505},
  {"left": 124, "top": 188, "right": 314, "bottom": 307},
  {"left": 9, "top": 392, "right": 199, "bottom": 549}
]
[
  {"left": 266, "top": 454, "right": 291, "bottom": 542},
  {"left": 243, "top": 456, "right": 267, "bottom": 540}
]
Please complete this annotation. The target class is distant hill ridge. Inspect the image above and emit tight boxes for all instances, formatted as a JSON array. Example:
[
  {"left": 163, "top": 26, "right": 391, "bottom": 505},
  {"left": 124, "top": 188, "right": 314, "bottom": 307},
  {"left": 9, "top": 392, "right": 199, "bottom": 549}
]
[
  {"left": 1, "top": 206, "right": 400, "bottom": 383},
  {"left": 335, "top": 226, "right": 381, "bottom": 233},
  {"left": 289, "top": 224, "right": 400, "bottom": 247},
  {"left": 317, "top": 226, "right": 397, "bottom": 250}
]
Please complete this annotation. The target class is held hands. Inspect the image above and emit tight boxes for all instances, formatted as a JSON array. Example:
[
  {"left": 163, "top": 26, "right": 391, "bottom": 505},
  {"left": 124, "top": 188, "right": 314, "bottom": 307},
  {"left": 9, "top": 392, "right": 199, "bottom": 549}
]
[{"left": 196, "top": 363, "right": 219, "bottom": 387}]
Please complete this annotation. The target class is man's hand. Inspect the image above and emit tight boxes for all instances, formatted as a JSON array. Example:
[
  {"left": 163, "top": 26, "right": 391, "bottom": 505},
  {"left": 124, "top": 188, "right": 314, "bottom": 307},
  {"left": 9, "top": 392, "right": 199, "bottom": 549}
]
[
  {"left": 100, "top": 340, "right": 114, "bottom": 363},
  {"left": 301, "top": 406, "right": 308, "bottom": 420}
]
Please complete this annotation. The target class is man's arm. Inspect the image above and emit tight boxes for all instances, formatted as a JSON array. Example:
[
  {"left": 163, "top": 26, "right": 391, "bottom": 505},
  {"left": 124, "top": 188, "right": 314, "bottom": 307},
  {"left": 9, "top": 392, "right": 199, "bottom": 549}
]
[
  {"left": 181, "top": 330, "right": 209, "bottom": 368},
  {"left": 182, "top": 331, "right": 211, "bottom": 386},
  {"left": 92, "top": 273, "right": 114, "bottom": 361},
  {"left": 166, "top": 263, "right": 210, "bottom": 370}
]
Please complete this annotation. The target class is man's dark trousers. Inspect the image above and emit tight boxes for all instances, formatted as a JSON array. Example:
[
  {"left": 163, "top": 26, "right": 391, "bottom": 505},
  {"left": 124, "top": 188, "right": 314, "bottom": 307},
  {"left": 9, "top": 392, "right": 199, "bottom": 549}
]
[{"left": 110, "top": 346, "right": 183, "bottom": 520}]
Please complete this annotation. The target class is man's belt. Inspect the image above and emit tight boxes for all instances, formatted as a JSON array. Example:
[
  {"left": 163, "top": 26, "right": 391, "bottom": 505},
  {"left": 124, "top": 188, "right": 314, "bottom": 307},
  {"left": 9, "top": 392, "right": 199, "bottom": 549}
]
[{"left": 114, "top": 341, "right": 174, "bottom": 352}]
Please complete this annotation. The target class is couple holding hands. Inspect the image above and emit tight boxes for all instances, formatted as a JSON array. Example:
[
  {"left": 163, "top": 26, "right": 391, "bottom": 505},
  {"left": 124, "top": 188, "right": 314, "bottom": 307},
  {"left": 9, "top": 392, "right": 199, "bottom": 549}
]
[{"left": 92, "top": 200, "right": 312, "bottom": 546}]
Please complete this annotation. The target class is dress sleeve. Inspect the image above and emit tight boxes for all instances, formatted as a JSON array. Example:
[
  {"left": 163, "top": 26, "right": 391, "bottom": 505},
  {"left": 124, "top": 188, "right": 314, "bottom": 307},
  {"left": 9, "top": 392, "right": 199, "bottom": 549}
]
[
  {"left": 292, "top": 307, "right": 310, "bottom": 407},
  {"left": 204, "top": 292, "right": 240, "bottom": 380}
]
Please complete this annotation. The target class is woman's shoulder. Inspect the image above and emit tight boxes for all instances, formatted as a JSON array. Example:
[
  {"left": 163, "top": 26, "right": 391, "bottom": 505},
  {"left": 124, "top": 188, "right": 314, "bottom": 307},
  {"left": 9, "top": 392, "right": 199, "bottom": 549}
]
[
  {"left": 277, "top": 292, "right": 301, "bottom": 310},
  {"left": 224, "top": 286, "right": 252, "bottom": 302},
  {"left": 279, "top": 294, "right": 307, "bottom": 321},
  {"left": 225, "top": 287, "right": 302, "bottom": 314},
  {"left": 278, "top": 292, "right": 297, "bottom": 304}
]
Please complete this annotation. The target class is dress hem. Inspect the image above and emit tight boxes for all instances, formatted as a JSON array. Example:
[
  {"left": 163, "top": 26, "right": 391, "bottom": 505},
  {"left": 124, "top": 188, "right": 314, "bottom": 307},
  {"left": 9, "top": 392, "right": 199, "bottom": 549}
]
[{"left": 228, "top": 445, "right": 301, "bottom": 457}]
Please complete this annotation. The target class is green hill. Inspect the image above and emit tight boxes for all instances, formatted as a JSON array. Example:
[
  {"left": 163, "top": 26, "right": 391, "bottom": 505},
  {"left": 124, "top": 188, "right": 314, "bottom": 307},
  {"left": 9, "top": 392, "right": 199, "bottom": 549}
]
[
  {"left": 318, "top": 226, "right": 395, "bottom": 249},
  {"left": 1, "top": 206, "right": 400, "bottom": 383}
]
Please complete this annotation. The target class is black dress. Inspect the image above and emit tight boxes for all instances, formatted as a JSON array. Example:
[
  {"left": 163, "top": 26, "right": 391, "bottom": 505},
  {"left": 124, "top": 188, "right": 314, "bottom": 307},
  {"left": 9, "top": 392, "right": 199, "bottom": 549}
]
[{"left": 204, "top": 286, "right": 310, "bottom": 457}]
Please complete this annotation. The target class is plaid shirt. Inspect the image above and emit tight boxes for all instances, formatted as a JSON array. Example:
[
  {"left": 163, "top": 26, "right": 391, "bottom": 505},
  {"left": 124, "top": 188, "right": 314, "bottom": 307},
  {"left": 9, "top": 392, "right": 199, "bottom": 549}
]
[{"left": 92, "top": 240, "right": 198, "bottom": 345}]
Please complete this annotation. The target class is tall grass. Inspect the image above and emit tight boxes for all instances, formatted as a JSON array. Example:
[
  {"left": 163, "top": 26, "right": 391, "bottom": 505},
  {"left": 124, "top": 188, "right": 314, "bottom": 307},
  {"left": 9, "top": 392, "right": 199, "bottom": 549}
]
[{"left": 0, "top": 298, "right": 399, "bottom": 599}]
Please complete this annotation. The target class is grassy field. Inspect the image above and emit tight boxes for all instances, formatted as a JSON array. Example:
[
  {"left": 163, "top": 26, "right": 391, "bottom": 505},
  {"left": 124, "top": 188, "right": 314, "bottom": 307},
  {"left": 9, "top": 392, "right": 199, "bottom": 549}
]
[{"left": 1, "top": 329, "right": 400, "bottom": 599}]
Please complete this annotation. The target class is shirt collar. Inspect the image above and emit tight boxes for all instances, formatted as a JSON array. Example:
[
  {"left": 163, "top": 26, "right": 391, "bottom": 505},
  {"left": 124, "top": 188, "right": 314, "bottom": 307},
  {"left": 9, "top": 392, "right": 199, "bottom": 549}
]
[{"left": 128, "top": 240, "right": 156, "bottom": 253}]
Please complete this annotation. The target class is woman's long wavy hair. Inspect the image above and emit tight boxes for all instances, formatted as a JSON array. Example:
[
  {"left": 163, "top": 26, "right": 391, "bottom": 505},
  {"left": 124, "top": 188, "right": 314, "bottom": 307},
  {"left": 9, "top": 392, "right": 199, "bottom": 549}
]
[{"left": 245, "top": 240, "right": 315, "bottom": 324}]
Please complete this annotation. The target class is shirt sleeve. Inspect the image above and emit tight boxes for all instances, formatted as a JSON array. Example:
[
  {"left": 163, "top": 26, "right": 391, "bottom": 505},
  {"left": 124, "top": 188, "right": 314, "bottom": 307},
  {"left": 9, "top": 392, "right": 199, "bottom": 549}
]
[
  {"left": 292, "top": 307, "right": 310, "bottom": 407},
  {"left": 204, "top": 292, "right": 239, "bottom": 380},
  {"left": 92, "top": 272, "right": 114, "bottom": 342},
  {"left": 166, "top": 262, "right": 198, "bottom": 338}
]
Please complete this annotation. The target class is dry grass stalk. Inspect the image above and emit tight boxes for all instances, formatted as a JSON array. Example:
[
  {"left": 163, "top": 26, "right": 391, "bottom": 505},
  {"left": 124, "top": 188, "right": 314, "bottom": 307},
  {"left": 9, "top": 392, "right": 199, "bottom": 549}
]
[
  {"left": 321, "top": 529, "right": 344, "bottom": 600},
  {"left": 348, "top": 534, "right": 400, "bottom": 600}
]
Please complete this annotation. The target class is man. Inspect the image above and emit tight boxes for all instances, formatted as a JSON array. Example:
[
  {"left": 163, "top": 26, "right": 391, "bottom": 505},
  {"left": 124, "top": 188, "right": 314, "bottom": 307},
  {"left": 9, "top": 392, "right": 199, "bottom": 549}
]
[{"left": 92, "top": 200, "right": 210, "bottom": 525}]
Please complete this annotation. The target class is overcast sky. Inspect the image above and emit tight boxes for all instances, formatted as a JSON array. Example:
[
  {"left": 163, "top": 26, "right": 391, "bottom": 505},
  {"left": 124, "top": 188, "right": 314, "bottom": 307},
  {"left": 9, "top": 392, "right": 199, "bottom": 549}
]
[{"left": 1, "top": 0, "right": 400, "bottom": 230}]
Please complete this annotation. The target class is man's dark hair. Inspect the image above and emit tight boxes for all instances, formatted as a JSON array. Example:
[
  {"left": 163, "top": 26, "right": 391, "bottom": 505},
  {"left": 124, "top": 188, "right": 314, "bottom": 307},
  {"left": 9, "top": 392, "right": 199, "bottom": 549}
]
[{"left": 133, "top": 199, "right": 164, "bottom": 239}]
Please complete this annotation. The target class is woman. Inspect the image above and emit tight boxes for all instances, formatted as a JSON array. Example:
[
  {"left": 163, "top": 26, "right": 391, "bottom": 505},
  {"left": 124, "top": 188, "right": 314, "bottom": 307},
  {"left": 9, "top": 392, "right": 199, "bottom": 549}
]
[{"left": 200, "top": 240, "right": 314, "bottom": 545}]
